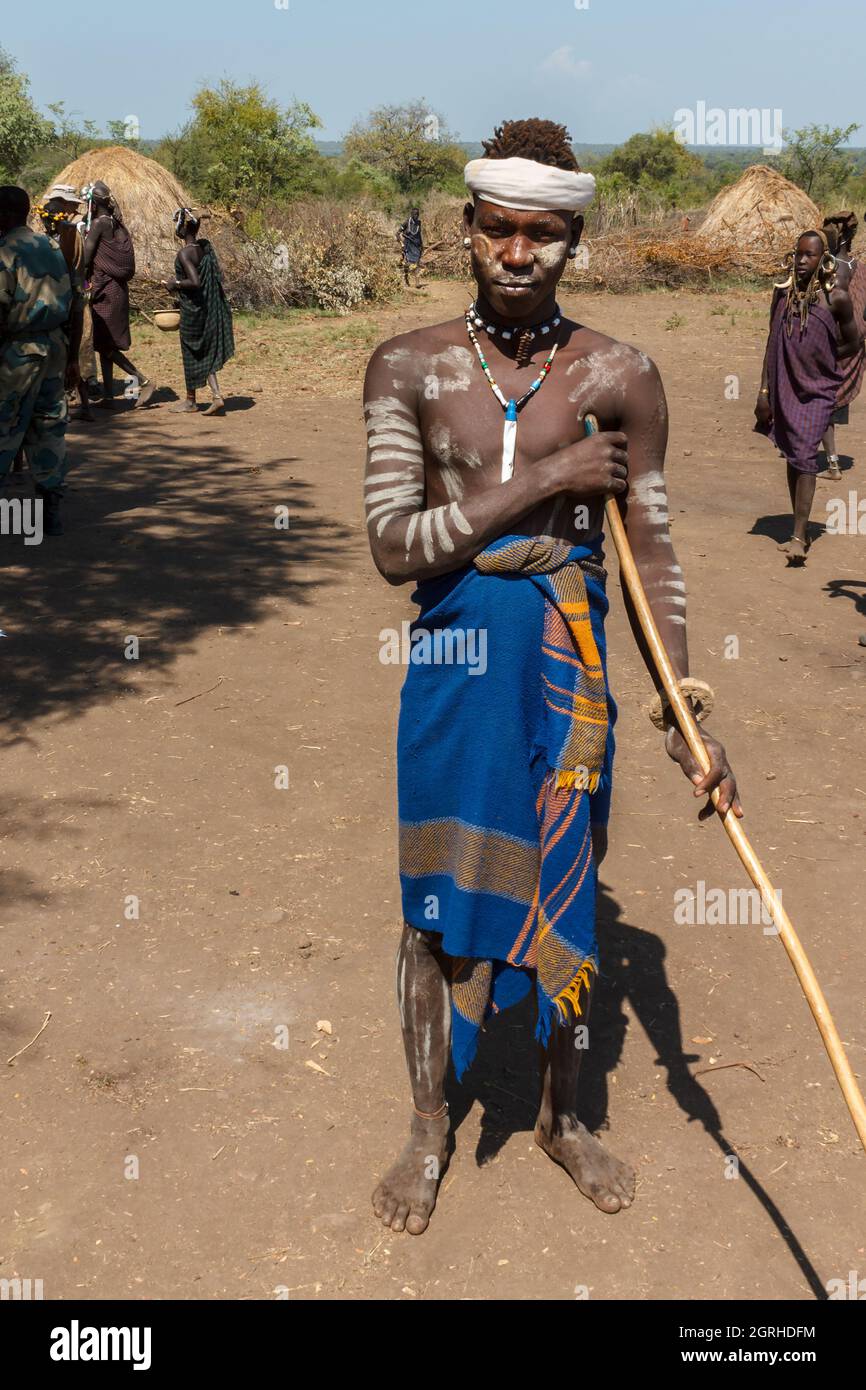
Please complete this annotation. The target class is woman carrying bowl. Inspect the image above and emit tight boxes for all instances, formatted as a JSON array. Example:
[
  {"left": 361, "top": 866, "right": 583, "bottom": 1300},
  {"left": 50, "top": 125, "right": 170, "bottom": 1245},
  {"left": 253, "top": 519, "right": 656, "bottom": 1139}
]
[{"left": 163, "top": 208, "right": 235, "bottom": 415}]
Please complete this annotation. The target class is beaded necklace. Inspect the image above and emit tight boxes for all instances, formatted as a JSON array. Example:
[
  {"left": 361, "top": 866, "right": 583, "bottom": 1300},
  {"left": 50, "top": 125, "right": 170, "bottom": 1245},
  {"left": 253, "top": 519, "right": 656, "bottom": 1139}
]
[
  {"left": 465, "top": 309, "right": 561, "bottom": 482},
  {"left": 468, "top": 300, "right": 562, "bottom": 367}
]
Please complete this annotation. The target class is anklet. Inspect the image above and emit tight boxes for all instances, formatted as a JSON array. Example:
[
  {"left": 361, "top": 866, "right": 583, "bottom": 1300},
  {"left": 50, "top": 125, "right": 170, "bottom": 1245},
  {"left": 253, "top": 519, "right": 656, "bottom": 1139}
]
[{"left": 413, "top": 1101, "right": 449, "bottom": 1120}]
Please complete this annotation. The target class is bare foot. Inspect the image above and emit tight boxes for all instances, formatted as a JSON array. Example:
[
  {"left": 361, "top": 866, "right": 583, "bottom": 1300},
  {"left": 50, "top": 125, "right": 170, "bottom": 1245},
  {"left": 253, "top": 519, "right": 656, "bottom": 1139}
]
[
  {"left": 535, "top": 1118, "right": 635, "bottom": 1213},
  {"left": 135, "top": 380, "right": 156, "bottom": 408},
  {"left": 203, "top": 397, "right": 225, "bottom": 416},
  {"left": 169, "top": 399, "right": 196, "bottom": 413},
  {"left": 781, "top": 536, "right": 808, "bottom": 566},
  {"left": 371, "top": 1112, "right": 450, "bottom": 1235}
]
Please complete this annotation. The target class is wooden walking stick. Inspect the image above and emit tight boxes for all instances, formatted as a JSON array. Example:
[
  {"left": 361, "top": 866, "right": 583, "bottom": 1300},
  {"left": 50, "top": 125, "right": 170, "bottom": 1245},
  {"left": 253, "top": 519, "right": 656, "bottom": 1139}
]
[{"left": 584, "top": 413, "right": 866, "bottom": 1155}]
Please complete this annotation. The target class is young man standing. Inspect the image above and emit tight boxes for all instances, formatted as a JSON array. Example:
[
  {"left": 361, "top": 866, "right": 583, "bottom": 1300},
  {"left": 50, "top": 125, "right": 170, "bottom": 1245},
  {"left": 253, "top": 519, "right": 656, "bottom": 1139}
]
[
  {"left": 364, "top": 121, "right": 741, "bottom": 1236},
  {"left": 397, "top": 207, "right": 424, "bottom": 289}
]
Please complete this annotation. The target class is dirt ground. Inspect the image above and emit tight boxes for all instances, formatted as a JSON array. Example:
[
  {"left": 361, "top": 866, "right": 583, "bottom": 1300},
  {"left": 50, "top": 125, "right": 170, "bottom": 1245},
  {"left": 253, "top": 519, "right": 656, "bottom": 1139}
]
[{"left": 2, "top": 280, "right": 865, "bottom": 1302}]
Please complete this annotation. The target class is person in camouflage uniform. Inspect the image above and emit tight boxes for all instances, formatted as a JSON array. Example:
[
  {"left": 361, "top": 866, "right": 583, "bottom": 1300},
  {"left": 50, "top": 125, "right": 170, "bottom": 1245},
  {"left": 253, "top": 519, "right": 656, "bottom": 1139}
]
[{"left": 0, "top": 186, "right": 74, "bottom": 535}]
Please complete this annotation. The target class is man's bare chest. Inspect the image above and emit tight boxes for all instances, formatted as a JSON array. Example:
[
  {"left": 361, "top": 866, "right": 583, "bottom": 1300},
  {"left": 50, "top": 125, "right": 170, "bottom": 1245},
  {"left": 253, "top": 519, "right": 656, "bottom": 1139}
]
[{"left": 415, "top": 353, "right": 622, "bottom": 500}]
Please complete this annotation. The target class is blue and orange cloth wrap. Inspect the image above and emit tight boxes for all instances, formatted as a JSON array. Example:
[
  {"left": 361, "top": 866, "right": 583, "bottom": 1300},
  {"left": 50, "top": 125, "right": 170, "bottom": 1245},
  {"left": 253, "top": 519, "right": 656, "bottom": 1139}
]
[{"left": 398, "top": 534, "right": 616, "bottom": 1078}]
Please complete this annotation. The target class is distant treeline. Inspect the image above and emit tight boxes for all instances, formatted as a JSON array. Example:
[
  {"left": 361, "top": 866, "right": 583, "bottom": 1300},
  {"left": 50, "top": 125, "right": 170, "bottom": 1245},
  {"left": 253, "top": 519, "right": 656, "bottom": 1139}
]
[{"left": 2, "top": 43, "right": 863, "bottom": 221}]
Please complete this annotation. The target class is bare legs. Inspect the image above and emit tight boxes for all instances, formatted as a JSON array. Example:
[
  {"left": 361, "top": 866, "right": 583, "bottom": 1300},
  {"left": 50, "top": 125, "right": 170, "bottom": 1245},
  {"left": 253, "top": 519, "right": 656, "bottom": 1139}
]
[
  {"left": 203, "top": 372, "right": 225, "bottom": 415},
  {"left": 372, "top": 910, "right": 635, "bottom": 1235},
  {"left": 534, "top": 983, "right": 635, "bottom": 1213},
  {"left": 822, "top": 426, "right": 842, "bottom": 480},
  {"left": 74, "top": 375, "right": 93, "bottom": 421},
  {"left": 372, "top": 924, "right": 451, "bottom": 1234},
  {"left": 171, "top": 373, "right": 225, "bottom": 416},
  {"left": 97, "top": 350, "right": 154, "bottom": 408},
  {"left": 822, "top": 424, "right": 836, "bottom": 458},
  {"left": 783, "top": 463, "right": 816, "bottom": 563}
]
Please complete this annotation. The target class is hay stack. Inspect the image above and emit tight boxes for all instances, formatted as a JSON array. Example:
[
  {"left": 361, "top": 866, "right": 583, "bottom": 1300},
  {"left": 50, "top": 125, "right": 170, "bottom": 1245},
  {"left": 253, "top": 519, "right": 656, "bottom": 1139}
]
[
  {"left": 698, "top": 164, "right": 820, "bottom": 260},
  {"left": 39, "top": 145, "right": 242, "bottom": 306}
]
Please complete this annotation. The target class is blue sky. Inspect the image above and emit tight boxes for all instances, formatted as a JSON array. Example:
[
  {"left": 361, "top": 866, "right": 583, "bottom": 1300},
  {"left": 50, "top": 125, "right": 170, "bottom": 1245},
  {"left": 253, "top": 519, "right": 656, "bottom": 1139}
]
[{"left": 8, "top": 0, "right": 865, "bottom": 145}]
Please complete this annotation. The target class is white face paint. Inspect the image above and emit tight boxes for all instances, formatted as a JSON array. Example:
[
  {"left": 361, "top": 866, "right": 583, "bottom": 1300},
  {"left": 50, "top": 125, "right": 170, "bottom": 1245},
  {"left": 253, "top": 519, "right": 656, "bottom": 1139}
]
[
  {"left": 532, "top": 239, "right": 568, "bottom": 270},
  {"left": 469, "top": 231, "right": 495, "bottom": 270}
]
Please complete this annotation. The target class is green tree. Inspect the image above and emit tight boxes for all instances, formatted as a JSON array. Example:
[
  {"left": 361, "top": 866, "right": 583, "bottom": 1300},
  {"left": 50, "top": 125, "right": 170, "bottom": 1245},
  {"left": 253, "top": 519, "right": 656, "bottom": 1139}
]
[
  {"left": 343, "top": 101, "right": 466, "bottom": 196},
  {"left": 779, "top": 123, "right": 860, "bottom": 199},
  {"left": 0, "top": 47, "right": 53, "bottom": 181},
  {"left": 46, "top": 101, "right": 100, "bottom": 159},
  {"left": 599, "top": 129, "right": 705, "bottom": 188},
  {"left": 106, "top": 117, "right": 140, "bottom": 148},
  {"left": 161, "top": 80, "right": 322, "bottom": 207}
]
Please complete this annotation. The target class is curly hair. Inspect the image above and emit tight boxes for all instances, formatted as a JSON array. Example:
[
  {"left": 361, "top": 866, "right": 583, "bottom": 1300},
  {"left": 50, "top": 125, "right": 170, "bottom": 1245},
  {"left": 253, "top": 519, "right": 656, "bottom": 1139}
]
[{"left": 482, "top": 119, "right": 580, "bottom": 172}]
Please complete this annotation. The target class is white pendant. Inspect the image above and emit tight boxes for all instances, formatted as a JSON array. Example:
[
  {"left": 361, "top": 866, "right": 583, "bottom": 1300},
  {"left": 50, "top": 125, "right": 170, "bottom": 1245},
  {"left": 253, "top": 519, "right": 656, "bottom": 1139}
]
[{"left": 501, "top": 402, "right": 518, "bottom": 482}]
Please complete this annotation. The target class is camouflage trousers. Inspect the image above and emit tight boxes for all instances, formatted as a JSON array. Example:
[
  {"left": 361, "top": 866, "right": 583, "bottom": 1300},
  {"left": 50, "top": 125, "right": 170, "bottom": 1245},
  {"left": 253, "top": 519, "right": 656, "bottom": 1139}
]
[{"left": 0, "top": 332, "right": 69, "bottom": 491}]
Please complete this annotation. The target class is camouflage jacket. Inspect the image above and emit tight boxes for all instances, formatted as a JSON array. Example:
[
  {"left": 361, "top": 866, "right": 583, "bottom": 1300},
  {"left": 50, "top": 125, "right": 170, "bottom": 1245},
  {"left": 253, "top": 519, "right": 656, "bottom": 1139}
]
[{"left": 0, "top": 225, "right": 72, "bottom": 350}]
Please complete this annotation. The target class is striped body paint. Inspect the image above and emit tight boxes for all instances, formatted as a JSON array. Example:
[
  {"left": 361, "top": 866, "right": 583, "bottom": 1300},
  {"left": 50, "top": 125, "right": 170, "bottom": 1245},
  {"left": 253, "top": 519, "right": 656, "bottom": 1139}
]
[{"left": 364, "top": 395, "right": 475, "bottom": 566}]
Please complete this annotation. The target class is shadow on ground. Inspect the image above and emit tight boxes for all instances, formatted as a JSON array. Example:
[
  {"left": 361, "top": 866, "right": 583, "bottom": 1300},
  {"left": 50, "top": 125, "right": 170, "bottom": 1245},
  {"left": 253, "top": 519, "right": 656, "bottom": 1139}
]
[
  {"left": 445, "top": 881, "right": 827, "bottom": 1297},
  {"left": 826, "top": 576, "right": 866, "bottom": 620},
  {"left": 0, "top": 411, "right": 349, "bottom": 745}
]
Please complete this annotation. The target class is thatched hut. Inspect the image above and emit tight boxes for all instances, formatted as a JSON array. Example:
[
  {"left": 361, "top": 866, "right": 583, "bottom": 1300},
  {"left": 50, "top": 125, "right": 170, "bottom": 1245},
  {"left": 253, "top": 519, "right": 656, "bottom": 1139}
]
[
  {"left": 38, "top": 145, "right": 244, "bottom": 307},
  {"left": 698, "top": 165, "right": 821, "bottom": 260}
]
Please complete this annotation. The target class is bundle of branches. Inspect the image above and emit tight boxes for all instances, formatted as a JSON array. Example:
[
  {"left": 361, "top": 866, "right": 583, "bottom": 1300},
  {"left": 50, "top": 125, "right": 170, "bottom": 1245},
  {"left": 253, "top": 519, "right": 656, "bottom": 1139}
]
[{"left": 562, "top": 229, "right": 779, "bottom": 293}]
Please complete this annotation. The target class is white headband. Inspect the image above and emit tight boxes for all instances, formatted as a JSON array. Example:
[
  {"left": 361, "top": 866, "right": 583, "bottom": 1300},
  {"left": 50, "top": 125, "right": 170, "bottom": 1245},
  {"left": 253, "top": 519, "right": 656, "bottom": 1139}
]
[{"left": 464, "top": 156, "right": 595, "bottom": 213}]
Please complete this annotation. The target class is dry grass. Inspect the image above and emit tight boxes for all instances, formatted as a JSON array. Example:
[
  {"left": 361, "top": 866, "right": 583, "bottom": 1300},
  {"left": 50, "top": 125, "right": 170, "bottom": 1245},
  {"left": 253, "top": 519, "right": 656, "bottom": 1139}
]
[
  {"left": 565, "top": 229, "right": 780, "bottom": 293},
  {"left": 245, "top": 200, "right": 400, "bottom": 312}
]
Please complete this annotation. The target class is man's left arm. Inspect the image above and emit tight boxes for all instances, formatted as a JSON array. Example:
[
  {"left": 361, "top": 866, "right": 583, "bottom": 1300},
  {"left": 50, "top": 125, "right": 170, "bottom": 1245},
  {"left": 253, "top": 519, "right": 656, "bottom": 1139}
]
[
  {"left": 617, "top": 354, "right": 742, "bottom": 819},
  {"left": 830, "top": 285, "right": 862, "bottom": 358}
]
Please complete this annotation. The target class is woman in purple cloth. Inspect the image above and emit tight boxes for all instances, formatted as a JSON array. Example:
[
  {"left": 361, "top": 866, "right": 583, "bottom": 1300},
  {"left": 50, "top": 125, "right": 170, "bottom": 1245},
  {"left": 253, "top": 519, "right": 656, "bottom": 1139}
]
[
  {"left": 82, "top": 182, "right": 155, "bottom": 409},
  {"left": 755, "top": 229, "right": 861, "bottom": 564}
]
